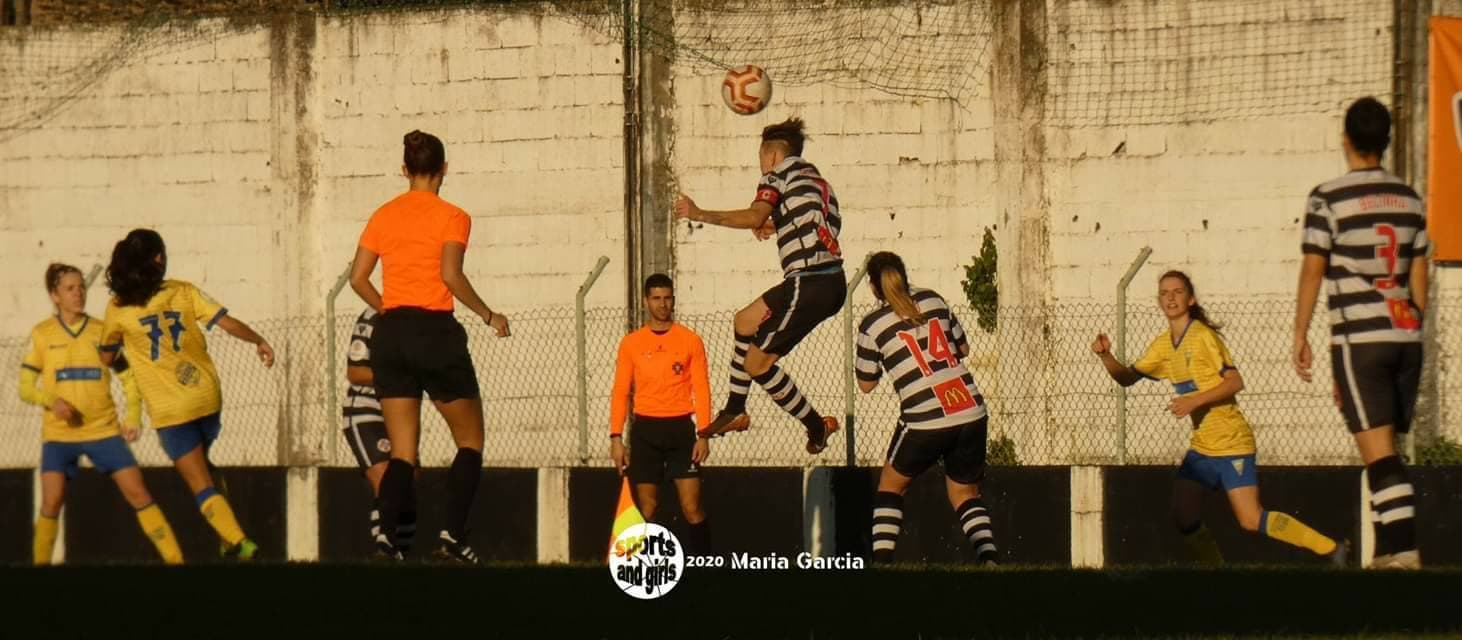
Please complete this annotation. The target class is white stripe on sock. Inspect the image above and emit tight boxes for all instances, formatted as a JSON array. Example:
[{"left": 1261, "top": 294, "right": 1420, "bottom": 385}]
[
  {"left": 874, "top": 508, "right": 903, "bottom": 520},
  {"left": 975, "top": 542, "right": 997, "bottom": 555},
  {"left": 1372, "top": 484, "right": 1414, "bottom": 504},
  {"left": 1377, "top": 506, "right": 1415, "bottom": 524},
  {"left": 872, "top": 540, "right": 897, "bottom": 551},
  {"left": 873, "top": 524, "right": 901, "bottom": 536},
  {"left": 970, "top": 529, "right": 994, "bottom": 542},
  {"left": 961, "top": 516, "right": 991, "bottom": 534}
]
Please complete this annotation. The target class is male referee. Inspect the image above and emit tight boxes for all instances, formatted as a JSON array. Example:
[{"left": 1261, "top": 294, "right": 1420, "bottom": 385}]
[{"left": 609, "top": 274, "right": 713, "bottom": 555}]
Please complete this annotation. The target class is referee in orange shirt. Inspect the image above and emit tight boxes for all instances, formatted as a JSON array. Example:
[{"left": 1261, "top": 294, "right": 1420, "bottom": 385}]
[
  {"left": 609, "top": 274, "right": 713, "bottom": 555},
  {"left": 349, "top": 130, "right": 510, "bottom": 563}
]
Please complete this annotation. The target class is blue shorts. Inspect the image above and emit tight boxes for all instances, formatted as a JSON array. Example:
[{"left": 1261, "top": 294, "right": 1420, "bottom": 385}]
[
  {"left": 1177, "top": 450, "right": 1258, "bottom": 492},
  {"left": 156, "top": 413, "right": 223, "bottom": 461},
  {"left": 41, "top": 436, "right": 138, "bottom": 478}
]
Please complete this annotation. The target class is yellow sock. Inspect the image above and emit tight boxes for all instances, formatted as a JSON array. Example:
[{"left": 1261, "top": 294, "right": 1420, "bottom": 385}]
[
  {"left": 1261, "top": 511, "right": 1337, "bottom": 556},
  {"left": 32, "top": 515, "right": 59, "bottom": 566},
  {"left": 199, "top": 493, "right": 246, "bottom": 546},
  {"left": 1181, "top": 523, "right": 1224, "bottom": 566},
  {"left": 136, "top": 504, "right": 184, "bottom": 565}
]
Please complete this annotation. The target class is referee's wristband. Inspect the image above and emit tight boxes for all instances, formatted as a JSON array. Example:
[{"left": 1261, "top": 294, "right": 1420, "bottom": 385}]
[
  {"left": 485, "top": 310, "right": 495, "bottom": 325},
  {"left": 609, "top": 434, "right": 622, "bottom": 439}
]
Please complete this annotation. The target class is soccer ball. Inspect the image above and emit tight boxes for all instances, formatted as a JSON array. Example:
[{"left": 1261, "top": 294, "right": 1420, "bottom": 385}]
[{"left": 721, "top": 65, "right": 772, "bottom": 115}]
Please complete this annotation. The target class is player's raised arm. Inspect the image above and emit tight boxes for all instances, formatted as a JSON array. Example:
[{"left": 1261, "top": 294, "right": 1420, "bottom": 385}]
[
  {"left": 675, "top": 193, "right": 773, "bottom": 230},
  {"left": 1091, "top": 333, "right": 1143, "bottom": 387}
]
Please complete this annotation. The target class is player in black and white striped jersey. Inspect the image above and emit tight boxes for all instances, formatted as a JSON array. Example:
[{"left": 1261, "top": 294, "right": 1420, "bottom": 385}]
[
  {"left": 676, "top": 118, "right": 844, "bottom": 455},
  {"left": 854, "top": 252, "right": 997, "bottom": 566},
  {"left": 342, "top": 307, "right": 416, "bottom": 557},
  {"left": 1293, "top": 97, "right": 1426, "bottom": 569}
]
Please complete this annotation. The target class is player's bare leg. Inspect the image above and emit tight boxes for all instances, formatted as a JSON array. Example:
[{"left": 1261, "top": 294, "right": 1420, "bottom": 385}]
[
  {"left": 1353, "top": 425, "right": 1419, "bottom": 569},
  {"left": 432, "top": 398, "right": 486, "bottom": 563},
  {"left": 634, "top": 483, "right": 659, "bottom": 521},
  {"left": 1171, "top": 478, "right": 1221, "bottom": 566},
  {"left": 674, "top": 477, "right": 710, "bottom": 555},
  {"left": 702, "top": 298, "right": 771, "bottom": 438},
  {"left": 1225, "top": 484, "right": 1342, "bottom": 564}
]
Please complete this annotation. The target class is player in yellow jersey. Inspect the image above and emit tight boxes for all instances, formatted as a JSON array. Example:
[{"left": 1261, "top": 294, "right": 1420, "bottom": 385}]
[
  {"left": 19, "top": 263, "right": 184, "bottom": 565},
  {"left": 99, "top": 229, "right": 274, "bottom": 560},
  {"left": 1092, "top": 271, "right": 1346, "bottom": 565}
]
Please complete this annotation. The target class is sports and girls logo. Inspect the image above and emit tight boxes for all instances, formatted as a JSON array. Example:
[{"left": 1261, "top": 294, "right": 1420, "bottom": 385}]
[{"left": 609, "top": 523, "right": 684, "bottom": 600}]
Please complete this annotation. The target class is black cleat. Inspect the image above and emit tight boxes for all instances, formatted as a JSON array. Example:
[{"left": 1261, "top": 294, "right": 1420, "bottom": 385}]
[
  {"left": 433, "top": 531, "right": 480, "bottom": 565},
  {"left": 1328, "top": 539, "right": 1350, "bottom": 568},
  {"left": 806, "top": 416, "right": 840, "bottom": 454}
]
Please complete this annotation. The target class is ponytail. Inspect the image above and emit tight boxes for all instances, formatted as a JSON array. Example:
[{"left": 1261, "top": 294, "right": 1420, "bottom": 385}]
[
  {"left": 107, "top": 229, "right": 168, "bottom": 307},
  {"left": 867, "top": 251, "right": 925, "bottom": 324}
]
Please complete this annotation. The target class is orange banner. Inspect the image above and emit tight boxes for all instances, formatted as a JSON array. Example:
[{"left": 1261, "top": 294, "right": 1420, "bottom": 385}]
[{"left": 1429, "top": 17, "right": 1462, "bottom": 262}]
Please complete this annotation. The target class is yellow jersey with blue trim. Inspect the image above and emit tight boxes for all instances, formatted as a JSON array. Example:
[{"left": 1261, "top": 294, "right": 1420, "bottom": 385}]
[
  {"left": 1132, "top": 320, "right": 1256, "bottom": 457},
  {"left": 101, "top": 280, "right": 227, "bottom": 429},
  {"left": 22, "top": 316, "right": 122, "bottom": 443}
]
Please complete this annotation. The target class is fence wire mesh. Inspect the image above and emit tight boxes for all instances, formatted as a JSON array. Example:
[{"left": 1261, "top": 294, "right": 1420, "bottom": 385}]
[{"left": 5, "top": 293, "right": 1460, "bottom": 469}]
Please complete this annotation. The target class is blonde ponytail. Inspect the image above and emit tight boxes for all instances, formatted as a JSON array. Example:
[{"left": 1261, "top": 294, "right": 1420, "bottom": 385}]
[{"left": 881, "top": 268, "right": 925, "bottom": 324}]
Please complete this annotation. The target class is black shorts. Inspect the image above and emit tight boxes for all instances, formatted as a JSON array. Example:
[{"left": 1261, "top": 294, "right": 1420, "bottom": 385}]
[
  {"left": 343, "top": 417, "right": 391, "bottom": 468},
  {"left": 754, "top": 271, "right": 846, "bottom": 357},
  {"left": 885, "top": 417, "right": 988, "bottom": 484},
  {"left": 371, "top": 307, "right": 480, "bottom": 402},
  {"left": 627, "top": 414, "right": 699, "bottom": 485},
  {"left": 1331, "top": 342, "right": 1422, "bottom": 434}
]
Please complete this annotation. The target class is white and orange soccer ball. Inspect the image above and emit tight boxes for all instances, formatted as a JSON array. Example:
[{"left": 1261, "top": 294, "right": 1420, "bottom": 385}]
[{"left": 721, "top": 65, "right": 772, "bottom": 115}]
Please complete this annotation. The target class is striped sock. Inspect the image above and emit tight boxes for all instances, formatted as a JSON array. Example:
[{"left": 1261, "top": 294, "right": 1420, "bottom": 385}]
[
  {"left": 752, "top": 364, "right": 823, "bottom": 431},
  {"left": 871, "top": 491, "right": 903, "bottom": 563},
  {"left": 369, "top": 498, "right": 383, "bottom": 545},
  {"left": 135, "top": 503, "right": 184, "bottom": 565},
  {"left": 1259, "top": 510, "right": 1337, "bottom": 556},
  {"left": 1366, "top": 455, "right": 1417, "bottom": 557},
  {"left": 33, "top": 514, "right": 59, "bottom": 566},
  {"left": 955, "top": 498, "right": 998, "bottom": 564},
  {"left": 723, "top": 333, "right": 754, "bottom": 415}
]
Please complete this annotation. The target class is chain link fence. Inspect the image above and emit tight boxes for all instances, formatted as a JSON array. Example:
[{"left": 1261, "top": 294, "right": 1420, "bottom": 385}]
[{"left": 6, "top": 282, "right": 1460, "bottom": 469}]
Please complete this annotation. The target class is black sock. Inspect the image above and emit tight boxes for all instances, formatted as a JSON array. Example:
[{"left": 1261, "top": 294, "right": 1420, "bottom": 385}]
[
  {"left": 369, "top": 496, "right": 382, "bottom": 545},
  {"left": 955, "top": 497, "right": 998, "bottom": 564},
  {"left": 687, "top": 520, "right": 711, "bottom": 556},
  {"left": 752, "top": 365, "right": 823, "bottom": 431},
  {"left": 445, "top": 447, "right": 483, "bottom": 540},
  {"left": 871, "top": 491, "right": 904, "bottom": 563},
  {"left": 378, "top": 458, "right": 415, "bottom": 549},
  {"left": 1366, "top": 455, "right": 1417, "bottom": 556},
  {"left": 398, "top": 487, "right": 418, "bottom": 553},
  {"left": 723, "top": 333, "right": 754, "bottom": 415}
]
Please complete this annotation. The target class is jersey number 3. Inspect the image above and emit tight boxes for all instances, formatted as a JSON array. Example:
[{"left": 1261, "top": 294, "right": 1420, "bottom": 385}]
[
  {"left": 140, "top": 312, "right": 185, "bottom": 361},
  {"left": 1373, "top": 224, "right": 1421, "bottom": 331}
]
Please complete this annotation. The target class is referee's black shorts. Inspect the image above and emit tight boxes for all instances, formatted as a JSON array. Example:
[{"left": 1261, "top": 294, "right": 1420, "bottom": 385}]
[
  {"left": 1331, "top": 342, "right": 1422, "bottom": 434},
  {"left": 754, "top": 271, "right": 846, "bottom": 357},
  {"left": 627, "top": 414, "right": 699, "bottom": 485},
  {"left": 371, "top": 307, "right": 480, "bottom": 402}
]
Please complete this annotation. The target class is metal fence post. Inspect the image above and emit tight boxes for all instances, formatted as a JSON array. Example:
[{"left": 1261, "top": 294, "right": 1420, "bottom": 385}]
[
  {"left": 324, "top": 262, "right": 353, "bottom": 464},
  {"left": 843, "top": 258, "right": 870, "bottom": 468},
  {"left": 82, "top": 264, "right": 103, "bottom": 291},
  {"left": 1114, "top": 247, "right": 1152, "bottom": 465},
  {"left": 577, "top": 256, "right": 611, "bottom": 464}
]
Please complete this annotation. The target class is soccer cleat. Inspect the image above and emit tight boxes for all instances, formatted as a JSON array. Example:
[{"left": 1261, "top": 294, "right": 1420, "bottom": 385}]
[
  {"left": 373, "top": 535, "right": 404, "bottom": 561},
  {"left": 222, "top": 538, "right": 258, "bottom": 561},
  {"left": 699, "top": 411, "right": 750, "bottom": 438},
  {"left": 1328, "top": 539, "right": 1351, "bottom": 568},
  {"left": 805, "top": 416, "right": 840, "bottom": 454},
  {"left": 1371, "top": 550, "right": 1421, "bottom": 570},
  {"left": 433, "top": 531, "right": 480, "bottom": 565}
]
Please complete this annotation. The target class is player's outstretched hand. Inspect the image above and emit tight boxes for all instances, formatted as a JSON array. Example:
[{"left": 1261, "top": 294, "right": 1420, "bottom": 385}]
[
  {"left": 1091, "top": 333, "right": 1112, "bottom": 355},
  {"left": 752, "top": 219, "right": 775, "bottom": 241},
  {"left": 692, "top": 437, "right": 710, "bottom": 465},
  {"left": 674, "top": 193, "right": 698, "bottom": 221},
  {"left": 1292, "top": 340, "right": 1313, "bottom": 383},
  {"left": 610, "top": 438, "right": 629, "bottom": 475},
  {"left": 256, "top": 341, "right": 275, "bottom": 368},
  {"left": 488, "top": 312, "right": 511, "bottom": 338}
]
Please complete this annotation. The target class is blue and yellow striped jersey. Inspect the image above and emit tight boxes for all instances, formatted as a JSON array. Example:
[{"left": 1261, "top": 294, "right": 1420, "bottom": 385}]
[
  {"left": 101, "top": 280, "right": 227, "bottom": 429},
  {"left": 1132, "top": 320, "right": 1256, "bottom": 456},
  {"left": 22, "top": 316, "right": 122, "bottom": 443}
]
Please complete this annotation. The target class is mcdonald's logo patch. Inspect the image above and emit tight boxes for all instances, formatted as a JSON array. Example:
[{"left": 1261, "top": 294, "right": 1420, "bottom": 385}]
[{"left": 933, "top": 378, "right": 976, "bottom": 415}]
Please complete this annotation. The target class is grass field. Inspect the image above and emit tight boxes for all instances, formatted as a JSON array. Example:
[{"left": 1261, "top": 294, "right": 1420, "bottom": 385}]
[{"left": 7, "top": 563, "right": 1461, "bottom": 638}]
